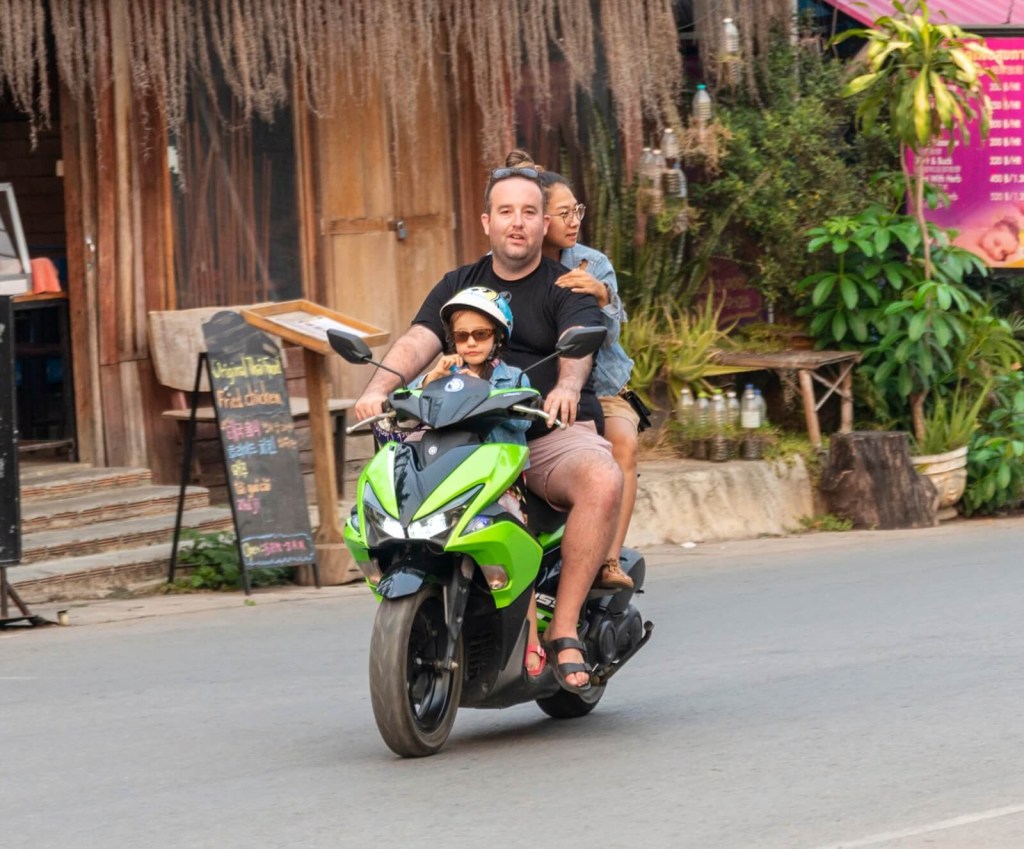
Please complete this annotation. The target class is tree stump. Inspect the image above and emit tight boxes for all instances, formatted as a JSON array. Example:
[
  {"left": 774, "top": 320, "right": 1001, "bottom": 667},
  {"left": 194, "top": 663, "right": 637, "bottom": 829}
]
[{"left": 819, "top": 432, "right": 938, "bottom": 529}]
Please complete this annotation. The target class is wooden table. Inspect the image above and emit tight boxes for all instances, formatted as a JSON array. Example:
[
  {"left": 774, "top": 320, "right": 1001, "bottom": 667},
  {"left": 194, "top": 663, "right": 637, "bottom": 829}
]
[{"left": 711, "top": 349, "right": 862, "bottom": 447}]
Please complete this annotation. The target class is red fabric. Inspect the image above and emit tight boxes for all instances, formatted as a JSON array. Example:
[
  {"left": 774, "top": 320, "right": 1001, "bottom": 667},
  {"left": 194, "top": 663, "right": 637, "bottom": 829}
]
[{"left": 30, "top": 257, "right": 61, "bottom": 293}]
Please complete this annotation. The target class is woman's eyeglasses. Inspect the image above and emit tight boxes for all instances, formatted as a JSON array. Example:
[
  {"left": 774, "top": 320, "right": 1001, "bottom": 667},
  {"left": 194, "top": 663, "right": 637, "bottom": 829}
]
[
  {"left": 556, "top": 203, "right": 586, "bottom": 224},
  {"left": 452, "top": 328, "right": 496, "bottom": 343}
]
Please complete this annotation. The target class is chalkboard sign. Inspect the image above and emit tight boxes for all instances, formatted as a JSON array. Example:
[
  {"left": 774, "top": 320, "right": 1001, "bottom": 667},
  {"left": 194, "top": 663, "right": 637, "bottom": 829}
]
[
  {"left": 0, "top": 295, "right": 20, "bottom": 565},
  {"left": 201, "top": 311, "right": 315, "bottom": 580}
]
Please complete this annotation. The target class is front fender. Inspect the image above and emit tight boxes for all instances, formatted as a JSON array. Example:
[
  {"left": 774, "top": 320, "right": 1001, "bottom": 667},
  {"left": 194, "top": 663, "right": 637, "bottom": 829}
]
[{"left": 375, "top": 566, "right": 428, "bottom": 599}]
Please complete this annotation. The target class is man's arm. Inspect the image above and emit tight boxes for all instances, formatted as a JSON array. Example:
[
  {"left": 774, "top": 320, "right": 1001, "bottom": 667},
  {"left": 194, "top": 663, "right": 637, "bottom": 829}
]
[
  {"left": 543, "top": 345, "right": 593, "bottom": 427},
  {"left": 353, "top": 325, "right": 442, "bottom": 420}
]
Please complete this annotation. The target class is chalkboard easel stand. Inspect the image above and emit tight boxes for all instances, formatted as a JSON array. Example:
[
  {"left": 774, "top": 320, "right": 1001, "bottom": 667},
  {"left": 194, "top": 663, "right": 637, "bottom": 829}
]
[
  {"left": 168, "top": 351, "right": 320, "bottom": 595},
  {"left": 168, "top": 355, "right": 231, "bottom": 587}
]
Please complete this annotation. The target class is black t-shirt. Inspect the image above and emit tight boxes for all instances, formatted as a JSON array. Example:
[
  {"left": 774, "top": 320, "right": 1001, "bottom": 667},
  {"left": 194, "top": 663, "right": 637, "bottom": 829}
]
[{"left": 413, "top": 255, "right": 604, "bottom": 439}]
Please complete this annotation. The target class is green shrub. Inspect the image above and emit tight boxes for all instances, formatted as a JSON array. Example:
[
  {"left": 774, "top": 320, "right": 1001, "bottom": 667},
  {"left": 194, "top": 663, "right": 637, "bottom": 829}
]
[{"left": 170, "top": 529, "right": 292, "bottom": 591}]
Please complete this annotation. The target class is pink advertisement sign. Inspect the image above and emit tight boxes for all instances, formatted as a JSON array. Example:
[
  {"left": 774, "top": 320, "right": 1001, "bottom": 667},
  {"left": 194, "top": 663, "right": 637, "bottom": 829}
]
[{"left": 916, "top": 37, "right": 1024, "bottom": 268}]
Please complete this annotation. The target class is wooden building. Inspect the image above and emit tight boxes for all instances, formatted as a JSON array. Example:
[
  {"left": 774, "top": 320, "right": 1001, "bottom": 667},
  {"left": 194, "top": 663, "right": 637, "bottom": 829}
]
[{"left": 0, "top": 0, "right": 689, "bottom": 484}]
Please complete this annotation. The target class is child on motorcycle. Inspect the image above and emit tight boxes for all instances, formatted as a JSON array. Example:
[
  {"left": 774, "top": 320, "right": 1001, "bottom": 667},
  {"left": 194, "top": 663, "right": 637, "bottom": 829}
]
[{"left": 413, "top": 287, "right": 547, "bottom": 679}]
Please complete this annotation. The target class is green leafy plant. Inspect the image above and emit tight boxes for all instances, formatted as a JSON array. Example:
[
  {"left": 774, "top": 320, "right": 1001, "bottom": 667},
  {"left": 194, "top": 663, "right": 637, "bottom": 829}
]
[
  {"left": 618, "top": 307, "right": 664, "bottom": 409},
  {"left": 684, "top": 33, "right": 897, "bottom": 315},
  {"left": 963, "top": 371, "right": 1024, "bottom": 515},
  {"left": 169, "top": 529, "right": 291, "bottom": 591},
  {"left": 913, "top": 381, "right": 989, "bottom": 455},
  {"left": 835, "top": 0, "right": 995, "bottom": 279},
  {"left": 798, "top": 201, "right": 990, "bottom": 440},
  {"left": 797, "top": 513, "right": 854, "bottom": 532}
]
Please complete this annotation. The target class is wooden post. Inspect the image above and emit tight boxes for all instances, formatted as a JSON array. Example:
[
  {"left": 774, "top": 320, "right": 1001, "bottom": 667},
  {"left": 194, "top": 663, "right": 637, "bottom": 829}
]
[
  {"left": 840, "top": 366, "right": 855, "bottom": 433},
  {"left": 798, "top": 368, "right": 822, "bottom": 448},
  {"left": 301, "top": 348, "right": 355, "bottom": 585}
]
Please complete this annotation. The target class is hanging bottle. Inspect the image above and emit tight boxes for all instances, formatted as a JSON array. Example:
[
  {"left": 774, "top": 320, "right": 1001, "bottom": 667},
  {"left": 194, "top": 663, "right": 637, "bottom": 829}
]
[
  {"left": 673, "top": 162, "right": 688, "bottom": 200},
  {"left": 723, "top": 18, "right": 740, "bottom": 55},
  {"left": 661, "top": 127, "right": 680, "bottom": 167},
  {"left": 639, "top": 146, "right": 655, "bottom": 188},
  {"left": 692, "top": 84, "right": 713, "bottom": 124}
]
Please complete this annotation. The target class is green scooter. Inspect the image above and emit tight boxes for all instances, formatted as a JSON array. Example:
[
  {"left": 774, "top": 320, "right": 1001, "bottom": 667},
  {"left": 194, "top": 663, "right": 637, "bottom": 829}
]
[{"left": 328, "top": 326, "right": 653, "bottom": 758}]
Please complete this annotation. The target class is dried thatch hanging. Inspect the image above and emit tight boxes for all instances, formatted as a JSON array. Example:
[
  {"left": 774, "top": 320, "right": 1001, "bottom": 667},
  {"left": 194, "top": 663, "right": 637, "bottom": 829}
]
[
  {"left": 0, "top": 0, "right": 50, "bottom": 141},
  {"left": 2, "top": 0, "right": 683, "bottom": 165}
]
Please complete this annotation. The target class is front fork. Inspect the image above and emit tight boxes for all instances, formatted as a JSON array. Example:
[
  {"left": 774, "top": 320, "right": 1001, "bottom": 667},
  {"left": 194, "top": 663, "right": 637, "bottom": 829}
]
[{"left": 439, "top": 556, "right": 473, "bottom": 673}]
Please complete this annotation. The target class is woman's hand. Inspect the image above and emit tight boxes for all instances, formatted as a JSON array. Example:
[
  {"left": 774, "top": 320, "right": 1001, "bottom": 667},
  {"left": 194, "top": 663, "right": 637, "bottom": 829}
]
[
  {"left": 555, "top": 262, "right": 610, "bottom": 307},
  {"left": 421, "top": 354, "right": 464, "bottom": 386}
]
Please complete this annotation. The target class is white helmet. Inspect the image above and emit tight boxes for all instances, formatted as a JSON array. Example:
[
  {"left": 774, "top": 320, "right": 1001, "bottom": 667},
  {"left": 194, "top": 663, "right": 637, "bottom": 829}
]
[{"left": 440, "top": 286, "right": 514, "bottom": 343}]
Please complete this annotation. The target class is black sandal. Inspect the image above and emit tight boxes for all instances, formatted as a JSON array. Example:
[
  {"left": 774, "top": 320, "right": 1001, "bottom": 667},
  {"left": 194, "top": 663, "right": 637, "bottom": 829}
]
[{"left": 544, "top": 636, "right": 592, "bottom": 693}]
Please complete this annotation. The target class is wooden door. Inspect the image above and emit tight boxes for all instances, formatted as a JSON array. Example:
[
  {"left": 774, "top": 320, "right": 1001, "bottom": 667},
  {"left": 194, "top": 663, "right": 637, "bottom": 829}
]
[{"left": 313, "top": 69, "right": 458, "bottom": 394}]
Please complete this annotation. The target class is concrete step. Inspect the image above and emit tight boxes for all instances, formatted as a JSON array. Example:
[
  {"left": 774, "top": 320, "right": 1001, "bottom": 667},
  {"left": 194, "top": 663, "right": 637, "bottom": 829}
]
[
  {"left": 19, "top": 463, "right": 153, "bottom": 502},
  {"left": 19, "top": 485, "right": 210, "bottom": 533},
  {"left": 11, "top": 543, "right": 181, "bottom": 603},
  {"left": 17, "top": 506, "right": 234, "bottom": 565}
]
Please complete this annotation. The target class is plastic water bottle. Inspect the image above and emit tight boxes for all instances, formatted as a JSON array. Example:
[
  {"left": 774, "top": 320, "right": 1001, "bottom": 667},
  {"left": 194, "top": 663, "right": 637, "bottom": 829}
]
[
  {"left": 639, "top": 147, "right": 655, "bottom": 188},
  {"left": 696, "top": 393, "right": 710, "bottom": 430},
  {"left": 726, "top": 388, "right": 740, "bottom": 428},
  {"left": 755, "top": 388, "right": 768, "bottom": 426},
  {"left": 710, "top": 391, "right": 726, "bottom": 432},
  {"left": 740, "top": 385, "right": 762, "bottom": 460},
  {"left": 661, "top": 128, "right": 680, "bottom": 165},
  {"left": 677, "top": 386, "right": 695, "bottom": 425},
  {"left": 723, "top": 17, "right": 740, "bottom": 54},
  {"left": 674, "top": 163, "right": 687, "bottom": 199},
  {"left": 693, "top": 84, "right": 713, "bottom": 124},
  {"left": 740, "top": 384, "right": 760, "bottom": 429}
]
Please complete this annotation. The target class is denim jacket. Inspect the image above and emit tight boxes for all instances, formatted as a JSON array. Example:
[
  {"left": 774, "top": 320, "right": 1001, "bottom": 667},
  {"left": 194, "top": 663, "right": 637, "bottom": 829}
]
[
  {"left": 410, "top": 358, "right": 530, "bottom": 446},
  {"left": 560, "top": 243, "right": 634, "bottom": 396}
]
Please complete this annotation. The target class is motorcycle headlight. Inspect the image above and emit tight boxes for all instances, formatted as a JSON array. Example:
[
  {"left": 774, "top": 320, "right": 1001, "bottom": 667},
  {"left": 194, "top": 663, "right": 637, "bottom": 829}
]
[
  {"left": 407, "top": 486, "right": 482, "bottom": 543},
  {"left": 362, "top": 485, "right": 405, "bottom": 542}
]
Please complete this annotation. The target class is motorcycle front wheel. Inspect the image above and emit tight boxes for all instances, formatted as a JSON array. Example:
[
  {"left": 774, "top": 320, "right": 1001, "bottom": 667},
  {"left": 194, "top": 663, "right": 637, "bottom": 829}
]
[{"left": 368, "top": 585, "right": 463, "bottom": 757}]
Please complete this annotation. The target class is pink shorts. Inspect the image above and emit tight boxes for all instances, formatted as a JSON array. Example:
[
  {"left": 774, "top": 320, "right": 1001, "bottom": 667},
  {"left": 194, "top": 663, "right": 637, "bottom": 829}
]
[{"left": 523, "top": 420, "right": 613, "bottom": 510}]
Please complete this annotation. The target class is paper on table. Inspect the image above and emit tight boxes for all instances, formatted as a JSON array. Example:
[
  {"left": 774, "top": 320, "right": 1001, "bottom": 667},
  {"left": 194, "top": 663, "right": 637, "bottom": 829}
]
[{"left": 265, "top": 311, "right": 370, "bottom": 342}]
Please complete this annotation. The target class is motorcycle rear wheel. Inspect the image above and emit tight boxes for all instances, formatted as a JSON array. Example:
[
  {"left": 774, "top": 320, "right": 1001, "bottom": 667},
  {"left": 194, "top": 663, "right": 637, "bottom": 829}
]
[
  {"left": 536, "top": 681, "right": 606, "bottom": 719},
  {"left": 369, "top": 585, "right": 463, "bottom": 757}
]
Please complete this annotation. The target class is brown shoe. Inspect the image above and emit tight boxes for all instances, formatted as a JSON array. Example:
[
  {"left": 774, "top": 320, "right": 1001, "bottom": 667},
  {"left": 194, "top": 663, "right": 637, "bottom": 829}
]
[{"left": 593, "top": 557, "right": 634, "bottom": 590}]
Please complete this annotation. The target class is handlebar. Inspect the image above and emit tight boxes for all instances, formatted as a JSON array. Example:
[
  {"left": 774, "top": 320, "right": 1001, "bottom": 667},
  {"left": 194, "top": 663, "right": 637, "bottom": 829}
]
[
  {"left": 511, "top": 404, "right": 566, "bottom": 430},
  {"left": 346, "top": 410, "right": 396, "bottom": 435}
]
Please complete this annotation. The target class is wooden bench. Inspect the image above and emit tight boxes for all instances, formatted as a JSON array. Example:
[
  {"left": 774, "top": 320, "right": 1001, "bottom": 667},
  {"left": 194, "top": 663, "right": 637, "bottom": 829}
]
[{"left": 148, "top": 307, "right": 356, "bottom": 497}]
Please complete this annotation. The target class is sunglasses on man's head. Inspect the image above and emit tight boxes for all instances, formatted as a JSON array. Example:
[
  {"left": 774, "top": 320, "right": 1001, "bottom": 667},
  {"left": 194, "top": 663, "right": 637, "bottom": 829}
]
[
  {"left": 490, "top": 166, "right": 540, "bottom": 180},
  {"left": 452, "top": 328, "right": 496, "bottom": 343}
]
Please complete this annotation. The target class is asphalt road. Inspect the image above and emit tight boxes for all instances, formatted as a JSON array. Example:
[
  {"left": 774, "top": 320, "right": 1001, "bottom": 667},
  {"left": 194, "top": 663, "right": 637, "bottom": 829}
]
[{"left": 3, "top": 517, "right": 1024, "bottom": 848}]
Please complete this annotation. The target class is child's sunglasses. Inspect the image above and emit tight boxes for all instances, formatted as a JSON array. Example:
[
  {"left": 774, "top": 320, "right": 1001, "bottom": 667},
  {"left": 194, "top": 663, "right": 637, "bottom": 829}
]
[{"left": 452, "top": 328, "right": 495, "bottom": 343}]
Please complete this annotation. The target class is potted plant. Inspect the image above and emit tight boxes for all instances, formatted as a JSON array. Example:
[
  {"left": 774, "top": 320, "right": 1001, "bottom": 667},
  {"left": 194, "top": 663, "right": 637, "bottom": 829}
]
[{"left": 910, "top": 382, "right": 989, "bottom": 519}]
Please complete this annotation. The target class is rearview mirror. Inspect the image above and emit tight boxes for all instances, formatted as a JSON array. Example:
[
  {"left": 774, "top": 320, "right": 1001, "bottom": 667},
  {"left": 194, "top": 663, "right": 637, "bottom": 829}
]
[
  {"left": 555, "top": 326, "right": 606, "bottom": 359},
  {"left": 327, "top": 329, "right": 373, "bottom": 365}
]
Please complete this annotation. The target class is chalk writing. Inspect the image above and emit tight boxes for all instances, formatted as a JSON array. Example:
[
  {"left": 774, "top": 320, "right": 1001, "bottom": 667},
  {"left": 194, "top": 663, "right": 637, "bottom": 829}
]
[{"left": 202, "top": 311, "right": 314, "bottom": 572}]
